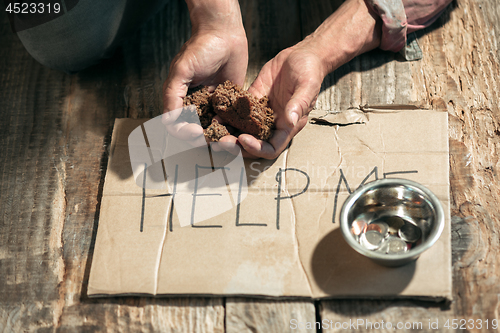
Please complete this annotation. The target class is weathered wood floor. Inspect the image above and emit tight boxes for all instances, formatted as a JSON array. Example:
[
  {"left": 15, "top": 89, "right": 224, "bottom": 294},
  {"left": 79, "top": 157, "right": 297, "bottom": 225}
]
[{"left": 1, "top": 0, "right": 500, "bottom": 331}]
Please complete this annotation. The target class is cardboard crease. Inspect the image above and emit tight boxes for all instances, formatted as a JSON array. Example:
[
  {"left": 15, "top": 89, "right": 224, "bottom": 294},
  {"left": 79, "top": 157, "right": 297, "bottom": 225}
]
[{"left": 283, "top": 147, "right": 314, "bottom": 297}]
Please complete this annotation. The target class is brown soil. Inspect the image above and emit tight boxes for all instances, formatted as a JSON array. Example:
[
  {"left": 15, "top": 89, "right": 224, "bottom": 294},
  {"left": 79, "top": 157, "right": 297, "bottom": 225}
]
[{"left": 183, "top": 81, "right": 275, "bottom": 142}]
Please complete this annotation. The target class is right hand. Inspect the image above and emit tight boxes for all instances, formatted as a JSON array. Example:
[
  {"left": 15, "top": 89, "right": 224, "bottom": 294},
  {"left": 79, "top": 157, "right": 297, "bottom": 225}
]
[{"left": 162, "top": 0, "right": 248, "bottom": 143}]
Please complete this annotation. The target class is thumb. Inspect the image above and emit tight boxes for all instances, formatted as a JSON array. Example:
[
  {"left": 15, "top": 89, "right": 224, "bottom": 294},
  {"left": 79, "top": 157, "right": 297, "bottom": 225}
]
[
  {"left": 163, "top": 77, "right": 190, "bottom": 113},
  {"left": 284, "top": 86, "right": 317, "bottom": 129},
  {"left": 163, "top": 58, "right": 193, "bottom": 113}
]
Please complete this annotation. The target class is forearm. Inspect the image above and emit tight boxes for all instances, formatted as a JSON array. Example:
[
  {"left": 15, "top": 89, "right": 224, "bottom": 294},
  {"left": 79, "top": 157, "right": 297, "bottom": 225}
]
[
  {"left": 185, "top": 0, "right": 244, "bottom": 34},
  {"left": 299, "top": 0, "right": 382, "bottom": 75}
]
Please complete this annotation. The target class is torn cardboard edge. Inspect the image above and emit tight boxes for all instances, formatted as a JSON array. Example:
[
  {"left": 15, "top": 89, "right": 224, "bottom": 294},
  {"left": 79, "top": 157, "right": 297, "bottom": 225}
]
[
  {"left": 88, "top": 107, "right": 452, "bottom": 301},
  {"left": 309, "top": 105, "right": 432, "bottom": 126}
]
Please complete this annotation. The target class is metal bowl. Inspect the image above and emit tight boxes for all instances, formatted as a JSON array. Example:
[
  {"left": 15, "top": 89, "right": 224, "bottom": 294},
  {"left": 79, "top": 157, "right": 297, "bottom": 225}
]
[{"left": 340, "top": 178, "right": 445, "bottom": 267}]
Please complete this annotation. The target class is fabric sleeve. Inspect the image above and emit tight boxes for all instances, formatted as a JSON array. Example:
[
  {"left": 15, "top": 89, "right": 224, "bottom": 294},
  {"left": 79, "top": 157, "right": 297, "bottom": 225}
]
[{"left": 365, "top": 0, "right": 453, "bottom": 52}]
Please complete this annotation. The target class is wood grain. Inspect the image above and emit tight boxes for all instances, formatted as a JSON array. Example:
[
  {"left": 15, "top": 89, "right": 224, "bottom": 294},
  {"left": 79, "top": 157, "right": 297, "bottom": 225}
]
[
  {"left": 240, "top": 0, "right": 303, "bottom": 88},
  {"left": 226, "top": 299, "right": 316, "bottom": 333},
  {"left": 0, "top": 12, "right": 70, "bottom": 330}
]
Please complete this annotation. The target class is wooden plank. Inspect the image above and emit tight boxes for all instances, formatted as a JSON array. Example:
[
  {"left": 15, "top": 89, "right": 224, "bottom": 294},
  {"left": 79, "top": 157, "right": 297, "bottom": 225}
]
[
  {"left": 224, "top": 1, "right": 317, "bottom": 332},
  {"left": 240, "top": 0, "right": 303, "bottom": 88},
  {"left": 0, "top": 10, "right": 71, "bottom": 331},
  {"left": 120, "top": 0, "right": 191, "bottom": 119},
  {"left": 317, "top": 299, "right": 454, "bottom": 332},
  {"left": 226, "top": 299, "right": 316, "bottom": 333},
  {"left": 0, "top": 1, "right": 225, "bottom": 331},
  {"left": 2, "top": 0, "right": 499, "bottom": 331},
  {"left": 430, "top": 0, "right": 500, "bottom": 322}
]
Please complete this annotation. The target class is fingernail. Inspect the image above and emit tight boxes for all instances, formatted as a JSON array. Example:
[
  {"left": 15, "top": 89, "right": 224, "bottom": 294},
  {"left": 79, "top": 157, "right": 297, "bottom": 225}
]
[{"left": 291, "top": 112, "right": 299, "bottom": 127}]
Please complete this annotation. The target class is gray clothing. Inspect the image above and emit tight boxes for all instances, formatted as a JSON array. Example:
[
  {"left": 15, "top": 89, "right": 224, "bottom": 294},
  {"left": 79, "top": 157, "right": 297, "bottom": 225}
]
[{"left": 17, "top": 0, "right": 168, "bottom": 73}]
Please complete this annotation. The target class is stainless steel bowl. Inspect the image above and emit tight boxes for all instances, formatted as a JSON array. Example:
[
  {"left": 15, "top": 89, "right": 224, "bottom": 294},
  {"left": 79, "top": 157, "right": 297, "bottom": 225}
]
[{"left": 340, "top": 178, "right": 445, "bottom": 267}]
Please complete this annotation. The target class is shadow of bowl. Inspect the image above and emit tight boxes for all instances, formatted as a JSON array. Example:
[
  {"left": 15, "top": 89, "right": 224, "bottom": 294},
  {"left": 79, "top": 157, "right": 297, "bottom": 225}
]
[{"left": 311, "top": 228, "right": 415, "bottom": 297}]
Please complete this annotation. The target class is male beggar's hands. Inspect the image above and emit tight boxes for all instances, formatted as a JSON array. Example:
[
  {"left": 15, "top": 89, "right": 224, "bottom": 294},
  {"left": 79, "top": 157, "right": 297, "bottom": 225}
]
[{"left": 162, "top": 0, "right": 248, "bottom": 143}]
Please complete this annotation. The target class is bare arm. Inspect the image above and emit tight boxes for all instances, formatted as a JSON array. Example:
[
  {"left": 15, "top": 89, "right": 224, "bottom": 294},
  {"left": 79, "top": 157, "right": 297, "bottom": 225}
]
[{"left": 162, "top": 0, "right": 248, "bottom": 113}]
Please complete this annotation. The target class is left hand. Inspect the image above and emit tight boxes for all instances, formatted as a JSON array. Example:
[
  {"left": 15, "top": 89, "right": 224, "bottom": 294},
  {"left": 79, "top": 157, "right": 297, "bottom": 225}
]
[
  {"left": 218, "top": 0, "right": 382, "bottom": 159},
  {"left": 219, "top": 43, "right": 326, "bottom": 159}
]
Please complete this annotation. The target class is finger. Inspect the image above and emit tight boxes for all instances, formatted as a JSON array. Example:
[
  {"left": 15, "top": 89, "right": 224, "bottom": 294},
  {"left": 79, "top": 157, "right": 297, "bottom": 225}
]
[
  {"left": 210, "top": 142, "right": 223, "bottom": 152},
  {"left": 238, "top": 131, "right": 291, "bottom": 160},
  {"left": 161, "top": 105, "right": 208, "bottom": 148},
  {"left": 217, "top": 135, "right": 246, "bottom": 156},
  {"left": 163, "top": 59, "right": 192, "bottom": 113},
  {"left": 210, "top": 140, "right": 238, "bottom": 153},
  {"left": 163, "top": 80, "right": 189, "bottom": 113},
  {"left": 190, "top": 133, "right": 208, "bottom": 148},
  {"left": 217, "top": 135, "right": 257, "bottom": 158},
  {"left": 238, "top": 111, "right": 311, "bottom": 160},
  {"left": 247, "top": 61, "right": 274, "bottom": 99},
  {"left": 167, "top": 122, "right": 204, "bottom": 142},
  {"left": 284, "top": 82, "right": 319, "bottom": 127},
  {"left": 161, "top": 106, "right": 184, "bottom": 126}
]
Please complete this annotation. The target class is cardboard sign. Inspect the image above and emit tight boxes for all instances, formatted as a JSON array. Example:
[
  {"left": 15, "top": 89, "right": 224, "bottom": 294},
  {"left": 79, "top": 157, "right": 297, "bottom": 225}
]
[{"left": 88, "top": 107, "right": 451, "bottom": 300}]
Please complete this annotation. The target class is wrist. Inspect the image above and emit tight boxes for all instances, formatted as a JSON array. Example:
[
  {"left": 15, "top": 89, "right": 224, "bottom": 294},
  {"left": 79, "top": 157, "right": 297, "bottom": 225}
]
[
  {"left": 186, "top": 0, "right": 245, "bottom": 35},
  {"left": 301, "top": 0, "right": 382, "bottom": 74}
]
